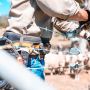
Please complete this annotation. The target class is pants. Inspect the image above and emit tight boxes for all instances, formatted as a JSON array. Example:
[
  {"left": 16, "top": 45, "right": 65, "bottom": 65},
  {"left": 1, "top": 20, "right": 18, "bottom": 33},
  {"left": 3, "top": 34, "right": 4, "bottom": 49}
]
[{"left": 3, "top": 31, "right": 21, "bottom": 41}]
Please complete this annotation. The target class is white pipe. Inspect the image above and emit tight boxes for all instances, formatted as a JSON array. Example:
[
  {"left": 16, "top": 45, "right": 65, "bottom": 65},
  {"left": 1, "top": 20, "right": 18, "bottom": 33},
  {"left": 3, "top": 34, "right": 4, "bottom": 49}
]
[{"left": 0, "top": 50, "right": 55, "bottom": 90}]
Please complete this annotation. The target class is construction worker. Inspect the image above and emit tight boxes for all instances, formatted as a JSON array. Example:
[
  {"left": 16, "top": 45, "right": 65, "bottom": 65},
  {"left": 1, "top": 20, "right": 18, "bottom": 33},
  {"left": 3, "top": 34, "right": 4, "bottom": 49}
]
[
  {"left": 27, "top": 50, "right": 45, "bottom": 80},
  {"left": 4, "top": 0, "right": 90, "bottom": 42}
]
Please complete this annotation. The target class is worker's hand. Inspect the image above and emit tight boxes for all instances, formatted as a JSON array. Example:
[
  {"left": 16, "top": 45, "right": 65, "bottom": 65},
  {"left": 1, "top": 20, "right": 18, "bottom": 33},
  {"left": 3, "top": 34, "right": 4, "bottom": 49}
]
[{"left": 79, "top": 10, "right": 90, "bottom": 26}]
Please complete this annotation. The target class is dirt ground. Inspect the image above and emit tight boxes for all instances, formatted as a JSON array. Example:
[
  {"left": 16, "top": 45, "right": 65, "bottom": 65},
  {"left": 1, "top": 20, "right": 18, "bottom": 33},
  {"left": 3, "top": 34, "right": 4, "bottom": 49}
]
[
  {"left": 45, "top": 70, "right": 90, "bottom": 90},
  {"left": 46, "top": 30, "right": 90, "bottom": 90},
  {"left": 46, "top": 36, "right": 90, "bottom": 90}
]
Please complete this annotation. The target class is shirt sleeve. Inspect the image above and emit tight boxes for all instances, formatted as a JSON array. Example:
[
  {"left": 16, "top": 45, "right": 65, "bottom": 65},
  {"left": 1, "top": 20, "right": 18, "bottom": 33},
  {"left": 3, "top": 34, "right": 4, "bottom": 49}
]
[
  {"left": 62, "top": 0, "right": 81, "bottom": 16},
  {"left": 9, "top": 6, "right": 35, "bottom": 29},
  {"left": 36, "top": 0, "right": 81, "bottom": 19}
]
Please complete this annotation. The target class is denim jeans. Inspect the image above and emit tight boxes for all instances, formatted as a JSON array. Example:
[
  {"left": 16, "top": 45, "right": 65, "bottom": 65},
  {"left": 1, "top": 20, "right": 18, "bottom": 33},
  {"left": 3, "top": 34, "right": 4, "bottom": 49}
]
[{"left": 3, "top": 31, "right": 21, "bottom": 41}]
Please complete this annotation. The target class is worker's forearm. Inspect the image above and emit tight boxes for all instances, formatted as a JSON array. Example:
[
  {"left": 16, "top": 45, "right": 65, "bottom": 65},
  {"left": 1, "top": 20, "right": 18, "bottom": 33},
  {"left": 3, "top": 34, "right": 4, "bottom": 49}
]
[{"left": 69, "top": 9, "right": 88, "bottom": 21}]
